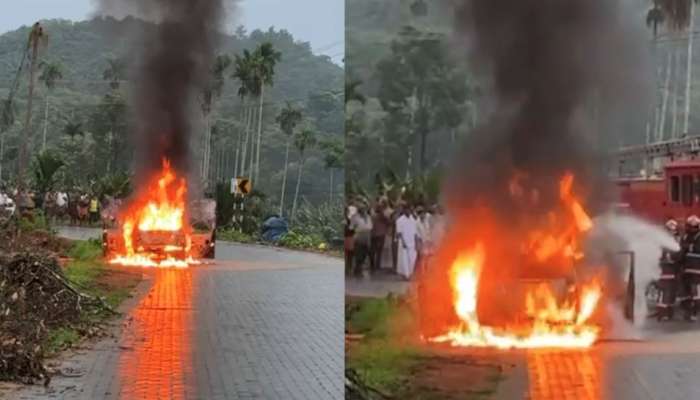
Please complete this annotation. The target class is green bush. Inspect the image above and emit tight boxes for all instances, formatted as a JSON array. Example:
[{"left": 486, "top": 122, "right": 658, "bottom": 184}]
[
  {"left": 278, "top": 230, "right": 326, "bottom": 250},
  {"left": 291, "top": 200, "right": 342, "bottom": 246},
  {"left": 215, "top": 182, "right": 235, "bottom": 228}
]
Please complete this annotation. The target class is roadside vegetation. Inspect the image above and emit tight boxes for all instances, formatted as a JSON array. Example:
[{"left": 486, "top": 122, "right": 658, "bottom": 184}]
[
  {"left": 346, "top": 295, "right": 504, "bottom": 400},
  {"left": 0, "top": 225, "right": 141, "bottom": 385},
  {"left": 215, "top": 186, "right": 342, "bottom": 254}
]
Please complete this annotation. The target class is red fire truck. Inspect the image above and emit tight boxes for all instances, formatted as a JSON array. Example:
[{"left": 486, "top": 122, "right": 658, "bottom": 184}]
[
  {"left": 614, "top": 136, "right": 700, "bottom": 319},
  {"left": 614, "top": 136, "right": 700, "bottom": 223}
]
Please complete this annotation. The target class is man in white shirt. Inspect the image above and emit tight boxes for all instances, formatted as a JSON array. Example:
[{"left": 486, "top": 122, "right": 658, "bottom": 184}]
[{"left": 396, "top": 206, "right": 418, "bottom": 279}]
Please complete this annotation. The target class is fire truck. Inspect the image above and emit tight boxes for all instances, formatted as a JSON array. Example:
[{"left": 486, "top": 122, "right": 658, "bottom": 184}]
[
  {"left": 614, "top": 136, "right": 700, "bottom": 222},
  {"left": 613, "top": 136, "right": 700, "bottom": 318}
]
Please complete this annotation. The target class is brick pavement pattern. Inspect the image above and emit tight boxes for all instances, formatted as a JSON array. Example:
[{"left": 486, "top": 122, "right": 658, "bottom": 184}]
[
  {"left": 10, "top": 240, "right": 343, "bottom": 400},
  {"left": 527, "top": 350, "right": 602, "bottom": 400}
]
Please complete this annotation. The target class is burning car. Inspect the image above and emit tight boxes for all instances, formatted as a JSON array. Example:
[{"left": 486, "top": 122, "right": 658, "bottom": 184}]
[
  {"left": 103, "top": 159, "right": 216, "bottom": 268},
  {"left": 422, "top": 172, "right": 607, "bottom": 349}
]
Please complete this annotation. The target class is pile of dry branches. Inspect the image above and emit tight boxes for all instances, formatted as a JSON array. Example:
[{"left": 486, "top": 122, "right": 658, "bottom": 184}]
[{"left": 0, "top": 253, "right": 107, "bottom": 384}]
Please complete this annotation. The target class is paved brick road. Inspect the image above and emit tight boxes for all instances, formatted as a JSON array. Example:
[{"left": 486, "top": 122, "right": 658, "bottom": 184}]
[
  {"left": 10, "top": 233, "right": 343, "bottom": 400},
  {"left": 345, "top": 269, "right": 700, "bottom": 400},
  {"left": 505, "top": 326, "right": 700, "bottom": 400}
]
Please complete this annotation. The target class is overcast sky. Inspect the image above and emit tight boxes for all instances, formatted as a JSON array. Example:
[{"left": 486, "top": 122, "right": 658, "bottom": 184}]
[{"left": 0, "top": 0, "right": 344, "bottom": 63}]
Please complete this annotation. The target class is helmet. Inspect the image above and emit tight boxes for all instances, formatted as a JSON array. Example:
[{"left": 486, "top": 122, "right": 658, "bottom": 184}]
[
  {"left": 666, "top": 219, "right": 679, "bottom": 231},
  {"left": 687, "top": 215, "right": 700, "bottom": 227}
]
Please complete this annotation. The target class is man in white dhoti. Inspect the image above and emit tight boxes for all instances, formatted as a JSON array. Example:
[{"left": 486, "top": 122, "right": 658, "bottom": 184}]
[{"left": 396, "top": 207, "right": 418, "bottom": 279}]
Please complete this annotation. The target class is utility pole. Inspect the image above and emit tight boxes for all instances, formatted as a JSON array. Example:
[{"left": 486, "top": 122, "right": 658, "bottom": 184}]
[{"left": 17, "top": 22, "right": 45, "bottom": 193}]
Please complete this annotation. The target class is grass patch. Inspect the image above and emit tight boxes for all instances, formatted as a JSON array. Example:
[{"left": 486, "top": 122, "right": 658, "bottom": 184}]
[
  {"left": 64, "top": 260, "right": 103, "bottom": 289},
  {"left": 45, "top": 327, "right": 81, "bottom": 355},
  {"left": 347, "top": 296, "right": 430, "bottom": 394},
  {"left": 347, "top": 296, "right": 505, "bottom": 399},
  {"left": 348, "top": 339, "right": 428, "bottom": 394},
  {"left": 103, "top": 287, "right": 134, "bottom": 309},
  {"left": 67, "top": 239, "right": 103, "bottom": 261},
  {"left": 217, "top": 228, "right": 255, "bottom": 243}
]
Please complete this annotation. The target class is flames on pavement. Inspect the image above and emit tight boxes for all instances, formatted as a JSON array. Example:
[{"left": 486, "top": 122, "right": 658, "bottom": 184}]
[
  {"left": 109, "top": 159, "right": 199, "bottom": 268},
  {"left": 427, "top": 172, "right": 603, "bottom": 349}
]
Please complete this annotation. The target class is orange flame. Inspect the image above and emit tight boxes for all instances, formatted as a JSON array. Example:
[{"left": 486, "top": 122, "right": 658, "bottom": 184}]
[
  {"left": 430, "top": 172, "right": 603, "bottom": 349},
  {"left": 109, "top": 159, "right": 198, "bottom": 268}
]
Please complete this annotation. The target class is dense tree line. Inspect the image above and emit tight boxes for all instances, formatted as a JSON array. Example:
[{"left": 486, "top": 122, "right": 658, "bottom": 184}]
[{"left": 0, "top": 17, "right": 344, "bottom": 217}]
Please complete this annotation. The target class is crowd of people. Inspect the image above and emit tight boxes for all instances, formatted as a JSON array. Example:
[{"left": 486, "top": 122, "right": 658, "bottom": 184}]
[
  {"left": 0, "top": 187, "right": 117, "bottom": 226},
  {"left": 344, "top": 197, "right": 447, "bottom": 280},
  {"left": 658, "top": 215, "right": 700, "bottom": 321}
]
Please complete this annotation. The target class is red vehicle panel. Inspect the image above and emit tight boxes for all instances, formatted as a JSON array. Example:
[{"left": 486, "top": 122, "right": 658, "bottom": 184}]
[{"left": 615, "top": 160, "right": 700, "bottom": 223}]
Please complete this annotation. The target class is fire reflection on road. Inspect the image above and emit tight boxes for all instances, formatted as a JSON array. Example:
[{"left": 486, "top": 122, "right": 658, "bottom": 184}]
[
  {"left": 527, "top": 350, "right": 602, "bottom": 400},
  {"left": 117, "top": 269, "right": 194, "bottom": 399}
]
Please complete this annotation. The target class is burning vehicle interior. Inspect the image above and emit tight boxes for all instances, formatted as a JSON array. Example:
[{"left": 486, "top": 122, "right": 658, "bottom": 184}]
[
  {"left": 421, "top": 172, "right": 612, "bottom": 349},
  {"left": 103, "top": 159, "right": 216, "bottom": 268}
]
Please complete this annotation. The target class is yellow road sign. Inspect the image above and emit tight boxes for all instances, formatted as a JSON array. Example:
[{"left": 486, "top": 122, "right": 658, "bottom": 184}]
[{"left": 231, "top": 177, "right": 252, "bottom": 195}]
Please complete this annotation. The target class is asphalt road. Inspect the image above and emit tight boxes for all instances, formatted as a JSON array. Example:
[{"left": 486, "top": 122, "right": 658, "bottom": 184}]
[{"left": 9, "top": 227, "right": 343, "bottom": 400}]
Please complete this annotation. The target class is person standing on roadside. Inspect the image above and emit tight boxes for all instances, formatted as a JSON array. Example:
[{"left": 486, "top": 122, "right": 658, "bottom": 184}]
[
  {"left": 370, "top": 200, "right": 389, "bottom": 274},
  {"left": 350, "top": 203, "right": 373, "bottom": 277},
  {"left": 344, "top": 204, "right": 357, "bottom": 276},
  {"left": 396, "top": 204, "right": 418, "bottom": 279}
]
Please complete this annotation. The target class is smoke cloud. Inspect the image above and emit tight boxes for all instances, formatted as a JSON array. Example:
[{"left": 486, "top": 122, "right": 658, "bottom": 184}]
[
  {"left": 94, "top": 0, "right": 234, "bottom": 179},
  {"left": 446, "top": 0, "right": 647, "bottom": 213},
  {"left": 419, "top": 0, "right": 648, "bottom": 335}
]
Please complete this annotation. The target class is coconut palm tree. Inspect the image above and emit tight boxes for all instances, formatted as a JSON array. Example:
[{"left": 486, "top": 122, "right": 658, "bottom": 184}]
[
  {"left": 201, "top": 54, "right": 232, "bottom": 186},
  {"left": 38, "top": 60, "right": 63, "bottom": 151},
  {"left": 321, "top": 137, "right": 344, "bottom": 202},
  {"left": 232, "top": 50, "right": 257, "bottom": 178},
  {"left": 250, "top": 42, "right": 282, "bottom": 183},
  {"left": 291, "top": 128, "right": 316, "bottom": 220},
  {"left": 647, "top": 1, "right": 665, "bottom": 37},
  {"left": 0, "top": 100, "right": 14, "bottom": 183},
  {"left": 32, "top": 150, "right": 64, "bottom": 198},
  {"left": 17, "top": 22, "right": 48, "bottom": 191},
  {"left": 647, "top": 0, "right": 699, "bottom": 136},
  {"left": 103, "top": 57, "right": 126, "bottom": 91},
  {"left": 345, "top": 79, "right": 366, "bottom": 105},
  {"left": 63, "top": 121, "right": 84, "bottom": 142},
  {"left": 275, "top": 102, "right": 303, "bottom": 215}
]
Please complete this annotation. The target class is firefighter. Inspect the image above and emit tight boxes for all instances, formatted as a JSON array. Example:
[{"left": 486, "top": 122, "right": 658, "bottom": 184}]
[
  {"left": 681, "top": 215, "right": 700, "bottom": 321},
  {"left": 658, "top": 219, "right": 680, "bottom": 321}
]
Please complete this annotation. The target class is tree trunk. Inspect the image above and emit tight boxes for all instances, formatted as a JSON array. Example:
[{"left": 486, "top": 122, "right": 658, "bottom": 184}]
[
  {"left": 255, "top": 85, "right": 264, "bottom": 183},
  {"left": 42, "top": 92, "right": 49, "bottom": 152},
  {"left": 240, "top": 102, "right": 251, "bottom": 177},
  {"left": 672, "top": 47, "right": 682, "bottom": 139},
  {"left": 279, "top": 139, "right": 291, "bottom": 216},
  {"left": 329, "top": 168, "right": 334, "bottom": 202},
  {"left": 0, "top": 131, "right": 4, "bottom": 182},
  {"left": 291, "top": 155, "right": 304, "bottom": 221},
  {"left": 17, "top": 38, "right": 39, "bottom": 191},
  {"left": 684, "top": 1, "right": 695, "bottom": 135},
  {"left": 106, "top": 129, "right": 113, "bottom": 173},
  {"left": 203, "top": 111, "right": 212, "bottom": 187},
  {"left": 658, "top": 50, "right": 672, "bottom": 141},
  {"left": 234, "top": 127, "right": 241, "bottom": 179},
  {"left": 248, "top": 106, "right": 256, "bottom": 182}
]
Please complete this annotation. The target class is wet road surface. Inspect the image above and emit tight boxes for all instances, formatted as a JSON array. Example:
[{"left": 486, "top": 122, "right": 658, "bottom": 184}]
[
  {"left": 10, "top": 228, "right": 343, "bottom": 400},
  {"left": 346, "top": 269, "right": 700, "bottom": 400}
]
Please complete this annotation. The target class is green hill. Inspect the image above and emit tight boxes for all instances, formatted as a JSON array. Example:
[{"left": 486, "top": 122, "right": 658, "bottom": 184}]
[{"left": 0, "top": 17, "right": 343, "bottom": 208}]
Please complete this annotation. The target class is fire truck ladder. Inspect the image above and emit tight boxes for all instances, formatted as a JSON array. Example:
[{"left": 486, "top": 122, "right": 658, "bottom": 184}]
[{"left": 614, "top": 135, "right": 700, "bottom": 163}]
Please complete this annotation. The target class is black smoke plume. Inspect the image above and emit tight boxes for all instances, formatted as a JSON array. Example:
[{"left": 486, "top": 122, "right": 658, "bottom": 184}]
[
  {"left": 95, "top": 0, "right": 229, "bottom": 179},
  {"left": 446, "top": 0, "right": 647, "bottom": 214}
]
